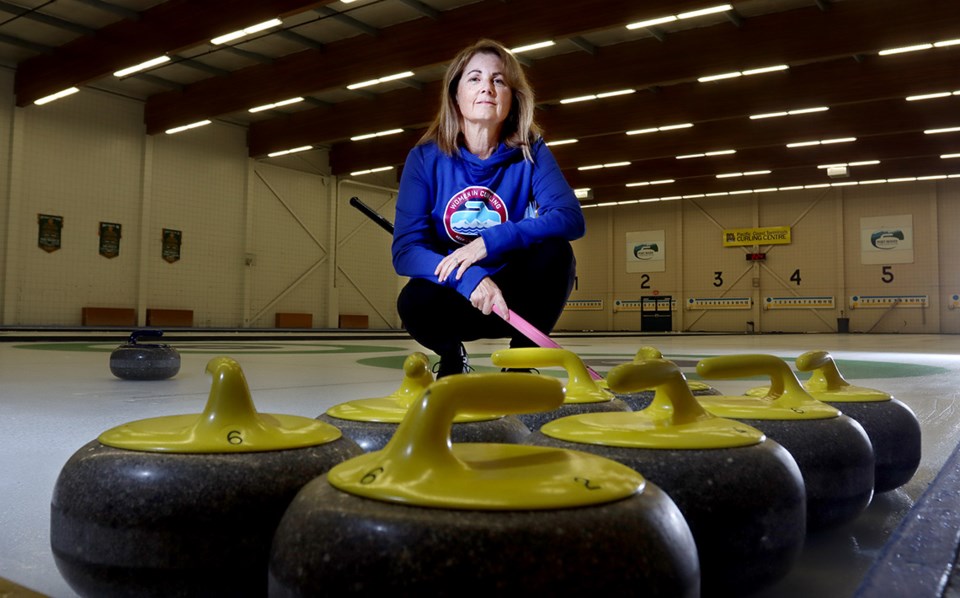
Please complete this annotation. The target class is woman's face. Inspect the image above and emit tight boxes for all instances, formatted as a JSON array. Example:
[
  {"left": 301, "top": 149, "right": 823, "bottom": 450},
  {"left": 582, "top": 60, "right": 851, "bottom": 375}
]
[{"left": 455, "top": 52, "right": 512, "bottom": 130}]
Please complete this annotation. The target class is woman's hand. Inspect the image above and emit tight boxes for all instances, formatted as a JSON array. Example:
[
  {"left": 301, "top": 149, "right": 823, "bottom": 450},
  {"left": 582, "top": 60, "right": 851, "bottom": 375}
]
[
  {"left": 469, "top": 276, "right": 508, "bottom": 316},
  {"left": 436, "top": 237, "right": 488, "bottom": 283}
]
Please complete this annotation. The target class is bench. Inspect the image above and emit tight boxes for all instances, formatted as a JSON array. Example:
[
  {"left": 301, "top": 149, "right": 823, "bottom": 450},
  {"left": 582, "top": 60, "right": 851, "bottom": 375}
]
[
  {"left": 338, "top": 314, "right": 369, "bottom": 329},
  {"left": 146, "top": 308, "right": 194, "bottom": 327},
  {"left": 275, "top": 312, "right": 313, "bottom": 328},
  {"left": 81, "top": 307, "right": 137, "bottom": 327}
]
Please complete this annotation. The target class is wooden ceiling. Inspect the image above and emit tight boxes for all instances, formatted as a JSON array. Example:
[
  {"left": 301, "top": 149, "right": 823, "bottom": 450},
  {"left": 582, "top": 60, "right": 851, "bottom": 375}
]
[{"left": 3, "top": 0, "right": 959, "bottom": 205}]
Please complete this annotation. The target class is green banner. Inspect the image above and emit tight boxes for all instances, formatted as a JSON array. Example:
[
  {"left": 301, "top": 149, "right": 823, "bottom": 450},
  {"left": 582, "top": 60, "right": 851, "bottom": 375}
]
[{"left": 38, "top": 214, "right": 63, "bottom": 253}]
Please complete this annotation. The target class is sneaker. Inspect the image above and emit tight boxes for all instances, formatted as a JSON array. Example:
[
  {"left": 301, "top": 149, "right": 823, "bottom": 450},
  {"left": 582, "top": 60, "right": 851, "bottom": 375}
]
[{"left": 433, "top": 344, "right": 472, "bottom": 378}]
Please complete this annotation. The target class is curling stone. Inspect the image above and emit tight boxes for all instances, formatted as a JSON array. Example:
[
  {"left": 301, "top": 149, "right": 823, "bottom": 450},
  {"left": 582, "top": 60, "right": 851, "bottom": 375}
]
[
  {"left": 491, "top": 347, "right": 630, "bottom": 430},
  {"left": 109, "top": 329, "right": 181, "bottom": 380},
  {"left": 51, "top": 357, "right": 362, "bottom": 597},
  {"left": 611, "top": 346, "right": 723, "bottom": 411},
  {"left": 747, "top": 350, "right": 920, "bottom": 492},
  {"left": 270, "top": 373, "right": 700, "bottom": 596},
  {"left": 697, "top": 354, "right": 875, "bottom": 531},
  {"left": 527, "top": 358, "right": 805, "bottom": 596},
  {"left": 318, "top": 351, "right": 530, "bottom": 451}
]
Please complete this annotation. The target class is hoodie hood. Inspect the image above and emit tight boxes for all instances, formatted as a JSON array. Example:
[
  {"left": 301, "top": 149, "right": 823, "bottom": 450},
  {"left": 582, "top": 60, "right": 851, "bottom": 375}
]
[{"left": 458, "top": 142, "right": 524, "bottom": 179}]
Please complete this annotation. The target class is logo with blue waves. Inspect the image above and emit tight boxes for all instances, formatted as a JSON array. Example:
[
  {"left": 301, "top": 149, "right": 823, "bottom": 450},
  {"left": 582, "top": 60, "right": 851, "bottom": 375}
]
[{"left": 444, "top": 186, "right": 507, "bottom": 244}]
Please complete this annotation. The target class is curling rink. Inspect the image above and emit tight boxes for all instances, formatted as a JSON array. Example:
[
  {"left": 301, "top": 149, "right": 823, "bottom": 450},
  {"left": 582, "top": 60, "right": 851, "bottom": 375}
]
[{"left": 2, "top": 330, "right": 959, "bottom": 597}]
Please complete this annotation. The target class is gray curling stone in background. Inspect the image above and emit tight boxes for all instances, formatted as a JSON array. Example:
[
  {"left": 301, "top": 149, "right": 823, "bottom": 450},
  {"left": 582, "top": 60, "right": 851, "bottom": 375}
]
[
  {"left": 109, "top": 329, "right": 181, "bottom": 380},
  {"left": 270, "top": 373, "right": 700, "bottom": 597},
  {"left": 318, "top": 352, "right": 530, "bottom": 451},
  {"left": 528, "top": 358, "right": 806, "bottom": 597},
  {"left": 490, "top": 347, "right": 631, "bottom": 431},
  {"left": 610, "top": 346, "right": 723, "bottom": 411},
  {"left": 697, "top": 353, "right": 875, "bottom": 531},
  {"left": 51, "top": 357, "right": 363, "bottom": 598}
]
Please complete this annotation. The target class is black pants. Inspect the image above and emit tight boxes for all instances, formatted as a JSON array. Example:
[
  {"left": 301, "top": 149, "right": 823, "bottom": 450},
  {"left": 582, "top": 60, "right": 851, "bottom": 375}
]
[{"left": 397, "top": 238, "right": 577, "bottom": 357}]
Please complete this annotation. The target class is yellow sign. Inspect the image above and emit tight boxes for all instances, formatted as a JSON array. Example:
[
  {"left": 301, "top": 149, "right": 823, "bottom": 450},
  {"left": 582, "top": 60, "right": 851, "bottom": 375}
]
[{"left": 723, "top": 226, "right": 791, "bottom": 247}]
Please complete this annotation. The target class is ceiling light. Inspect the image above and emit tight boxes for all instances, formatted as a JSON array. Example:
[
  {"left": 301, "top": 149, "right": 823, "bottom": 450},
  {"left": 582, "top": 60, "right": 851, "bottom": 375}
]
[
  {"left": 678, "top": 5, "right": 732, "bottom": 19},
  {"left": 698, "top": 71, "right": 741, "bottom": 83},
  {"left": 750, "top": 111, "right": 789, "bottom": 120},
  {"left": 560, "top": 95, "right": 596, "bottom": 104},
  {"left": 627, "top": 123, "right": 692, "bottom": 135},
  {"left": 859, "top": 179, "right": 887, "bottom": 185},
  {"left": 787, "top": 137, "right": 856, "bottom": 148},
  {"left": 577, "top": 161, "right": 630, "bottom": 171},
  {"left": 878, "top": 43, "right": 933, "bottom": 56},
  {"left": 34, "top": 87, "right": 79, "bottom": 105},
  {"left": 626, "top": 15, "right": 677, "bottom": 29},
  {"left": 934, "top": 39, "right": 960, "bottom": 47},
  {"left": 113, "top": 55, "right": 171, "bottom": 78},
  {"left": 906, "top": 92, "right": 952, "bottom": 101},
  {"left": 596, "top": 89, "right": 635, "bottom": 98},
  {"left": 705, "top": 149, "right": 736, "bottom": 156},
  {"left": 511, "top": 40, "right": 555, "bottom": 54},
  {"left": 778, "top": 186, "right": 804, "bottom": 191},
  {"left": 742, "top": 65, "right": 788, "bottom": 76},
  {"left": 350, "top": 166, "right": 394, "bottom": 176},
  {"left": 942, "top": 153, "right": 960, "bottom": 159},
  {"left": 350, "top": 128, "right": 403, "bottom": 141},
  {"left": 788, "top": 106, "right": 828, "bottom": 115},
  {"left": 546, "top": 139, "right": 578, "bottom": 146},
  {"left": 347, "top": 71, "right": 414, "bottom": 90},
  {"left": 626, "top": 127, "right": 659, "bottom": 135},
  {"left": 626, "top": 179, "right": 674, "bottom": 187},
  {"left": 249, "top": 97, "right": 304, "bottom": 113},
  {"left": 918, "top": 175, "right": 947, "bottom": 180},
  {"left": 573, "top": 188, "right": 592, "bottom": 199},
  {"left": 848, "top": 160, "right": 880, "bottom": 166},
  {"left": 211, "top": 19, "right": 282, "bottom": 45},
  {"left": 165, "top": 120, "right": 212, "bottom": 135},
  {"left": 925, "top": 126, "right": 960, "bottom": 135},
  {"left": 267, "top": 145, "right": 312, "bottom": 157},
  {"left": 887, "top": 177, "right": 917, "bottom": 183}
]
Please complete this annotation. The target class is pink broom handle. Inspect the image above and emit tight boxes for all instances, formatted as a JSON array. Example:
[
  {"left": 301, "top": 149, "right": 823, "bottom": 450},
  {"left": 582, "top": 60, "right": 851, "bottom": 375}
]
[{"left": 493, "top": 305, "right": 605, "bottom": 381}]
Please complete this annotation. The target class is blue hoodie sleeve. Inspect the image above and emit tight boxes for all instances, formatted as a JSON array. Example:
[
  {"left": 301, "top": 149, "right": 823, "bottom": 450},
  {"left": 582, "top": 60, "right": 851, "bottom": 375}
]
[
  {"left": 392, "top": 146, "right": 496, "bottom": 299},
  {"left": 480, "top": 140, "right": 585, "bottom": 261}
]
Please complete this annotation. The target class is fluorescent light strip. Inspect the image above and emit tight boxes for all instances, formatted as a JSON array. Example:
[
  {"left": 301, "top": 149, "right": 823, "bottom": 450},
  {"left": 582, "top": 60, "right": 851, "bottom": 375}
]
[
  {"left": 211, "top": 19, "right": 282, "bottom": 45},
  {"left": 627, "top": 123, "right": 693, "bottom": 135},
  {"left": 34, "top": 87, "right": 79, "bottom": 105},
  {"left": 943, "top": 153, "right": 960, "bottom": 159},
  {"left": 350, "top": 128, "right": 404, "bottom": 142},
  {"left": 749, "top": 106, "right": 828, "bottom": 120},
  {"left": 560, "top": 89, "right": 634, "bottom": 104},
  {"left": 907, "top": 91, "right": 953, "bottom": 101},
  {"left": 249, "top": 97, "right": 304, "bottom": 113},
  {"left": 879, "top": 43, "right": 934, "bottom": 56},
  {"left": 626, "top": 179, "right": 674, "bottom": 187},
  {"left": 165, "top": 120, "right": 212, "bottom": 135},
  {"left": 546, "top": 139, "right": 578, "bottom": 146},
  {"left": 935, "top": 39, "right": 960, "bottom": 47},
  {"left": 347, "top": 71, "right": 414, "bottom": 90},
  {"left": 817, "top": 160, "right": 880, "bottom": 169},
  {"left": 114, "top": 55, "right": 171, "bottom": 78},
  {"left": 350, "top": 166, "right": 394, "bottom": 176},
  {"left": 626, "top": 4, "right": 731, "bottom": 30},
  {"left": 266, "top": 145, "right": 312, "bottom": 158},
  {"left": 699, "top": 65, "right": 787, "bottom": 83},
  {"left": 787, "top": 137, "right": 856, "bottom": 148},
  {"left": 925, "top": 126, "right": 960, "bottom": 135},
  {"left": 577, "top": 161, "right": 631, "bottom": 171},
  {"left": 511, "top": 40, "right": 555, "bottom": 54}
]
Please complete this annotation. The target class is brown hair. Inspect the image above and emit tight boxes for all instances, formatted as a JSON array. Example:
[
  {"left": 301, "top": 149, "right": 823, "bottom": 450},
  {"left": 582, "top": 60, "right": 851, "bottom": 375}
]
[{"left": 419, "top": 39, "right": 541, "bottom": 162}]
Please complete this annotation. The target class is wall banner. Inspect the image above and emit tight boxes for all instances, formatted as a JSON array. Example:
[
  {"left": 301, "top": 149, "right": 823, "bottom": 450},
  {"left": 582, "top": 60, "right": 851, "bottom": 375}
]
[
  {"left": 860, "top": 214, "right": 913, "bottom": 264},
  {"left": 626, "top": 230, "right": 665, "bottom": 273},
  {"left": 162, "top": 228, "right": 182, "bottom": 263},
  {"left": 38, "top": 214, "right": 63, "bottom": 253},
  {"left": 722, "top": 226, "right": 791, "bottom": 247},
  {"left": 98, "top": 222, "right": 121, "bottom": 258}
]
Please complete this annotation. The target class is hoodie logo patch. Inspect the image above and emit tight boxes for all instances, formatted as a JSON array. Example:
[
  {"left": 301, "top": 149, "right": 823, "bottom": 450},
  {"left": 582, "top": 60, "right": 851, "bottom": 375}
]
[{"left": 444, "top": 186, "right": 507, "bottom": 244}]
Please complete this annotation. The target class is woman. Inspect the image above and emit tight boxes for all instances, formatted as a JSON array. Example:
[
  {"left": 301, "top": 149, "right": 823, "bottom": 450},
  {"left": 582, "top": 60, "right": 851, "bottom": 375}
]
[{"left": 392, "top": 39, "right": 585, "bottom": 378}]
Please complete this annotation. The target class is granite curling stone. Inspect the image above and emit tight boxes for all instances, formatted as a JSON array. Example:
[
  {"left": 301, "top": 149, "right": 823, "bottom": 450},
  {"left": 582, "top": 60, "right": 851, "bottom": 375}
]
[
  {"left": 318, "top": 352, "right": 530, "bottom": 451},
  {"left": 109, "top": 329, "right": 181, "bottom": 380},
  {"left": 611, "top": 346, "right": 723, "bottom": 412},
  {"left": 527, "top": 358, "right": 806, "bottom": 597},
  {"left": 270, "top": 373, "right": 700, "bottom": 597},
  {"left": 746, "top": 350, "right": 921, "bottom": 493},
  {"left": 51, "top": 356, "right": 363, "bottom": 598},
  {"left": 697, "top": 353, "right": 875, "bottom": 531},
  {"left": 490, "top": 347, "right": 631, "bottom": 431}
]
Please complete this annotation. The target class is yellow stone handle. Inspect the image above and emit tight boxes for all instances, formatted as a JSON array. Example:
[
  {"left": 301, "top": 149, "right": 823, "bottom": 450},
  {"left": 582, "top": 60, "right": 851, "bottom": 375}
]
[
  {"left": 633, "top": 346, "right": 663, "bottom": 362},
  {"left": 491, "top": 347, "right": 609, "bottom": 403},
  {"left": 376, "top": 373, "right": 564, "bottom": 482},
  {"left": 696, "top": 354, "right": 812, "bottom": 409},
  {"left": 392, "top": 352, "right": 435, "bottom": 408},
  {"left": 795, "top": 350, "right": 849, "bottom": 391},
  {"left": 607, "top": 359, "right": 710, "bottom": 425}
]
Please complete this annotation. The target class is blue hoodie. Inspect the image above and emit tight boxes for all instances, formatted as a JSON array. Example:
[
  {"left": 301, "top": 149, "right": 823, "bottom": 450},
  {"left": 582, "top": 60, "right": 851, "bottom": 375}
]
[{"left": 392, "top": 138, "right": 586, "bottom": 299}]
